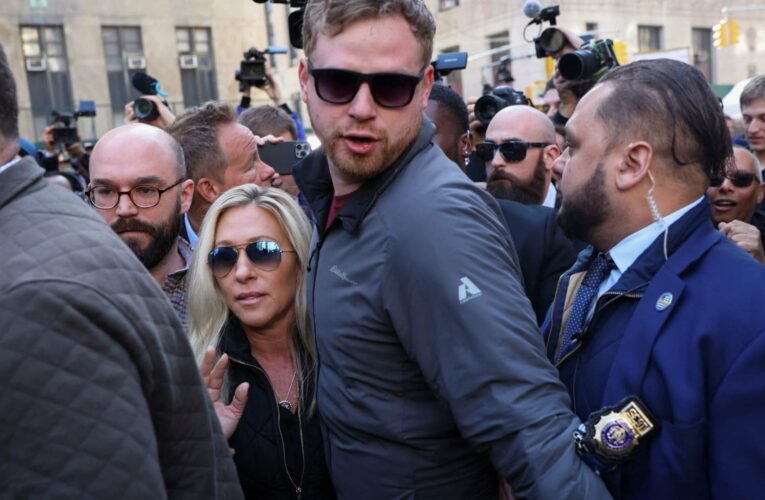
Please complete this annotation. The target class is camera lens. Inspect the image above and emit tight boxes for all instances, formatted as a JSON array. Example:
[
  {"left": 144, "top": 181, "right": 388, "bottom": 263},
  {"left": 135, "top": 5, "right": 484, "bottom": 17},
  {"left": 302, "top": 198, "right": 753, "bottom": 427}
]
[
  {"left": 559, "top": 50, "right": 602, "bottom": 80},
  {"left": 474, "top": 95, "right": 509, "bottom": 126},
  {"left": 133, "top": 98, "right": 159, "bottom": 121},
  {"left": 538, "top": 28, "right": 566, "bottom": 55}
]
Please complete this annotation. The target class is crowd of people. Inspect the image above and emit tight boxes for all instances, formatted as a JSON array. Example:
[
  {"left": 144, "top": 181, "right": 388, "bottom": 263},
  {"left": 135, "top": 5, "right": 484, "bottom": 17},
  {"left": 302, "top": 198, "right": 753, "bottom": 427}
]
[{"left": 2, "top": 0, "right": 765, "bottom": 499}]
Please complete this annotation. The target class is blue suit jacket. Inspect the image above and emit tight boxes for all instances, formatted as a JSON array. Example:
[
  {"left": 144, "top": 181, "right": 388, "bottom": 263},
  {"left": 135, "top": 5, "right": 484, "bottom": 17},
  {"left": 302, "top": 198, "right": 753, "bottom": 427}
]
[{"left": 544, "top": 199, "right": 765, "bottom": 498}]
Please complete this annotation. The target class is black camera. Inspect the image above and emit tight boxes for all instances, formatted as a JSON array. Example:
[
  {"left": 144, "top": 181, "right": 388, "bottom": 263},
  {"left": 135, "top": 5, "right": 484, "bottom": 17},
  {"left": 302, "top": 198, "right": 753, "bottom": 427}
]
[
  {"left": 50, "top": 101, "right": 96, "bottom": 146},
  {"left": 237, "top": 47, "right": 288, "bottom": 89},
  {"left": 133, "top": 97, "right": 159, "bottom": 121},
  {"left": 474, "top": 86, "right": 531, "bottom": 126},
  {"left": 130, "top": 72, "right": 169, "bottom": 122},
  {"left": 432, "top": 52, "right": 468, "bottom": 78},
  {"left": 535, "top": 27, "right": 568, "bottom": 58},
  {"left": 251, "top": 1, "right": 307, "bottom": 48},
  {"left": 558, "top": 39, "right": 619, "bottom": 81}
]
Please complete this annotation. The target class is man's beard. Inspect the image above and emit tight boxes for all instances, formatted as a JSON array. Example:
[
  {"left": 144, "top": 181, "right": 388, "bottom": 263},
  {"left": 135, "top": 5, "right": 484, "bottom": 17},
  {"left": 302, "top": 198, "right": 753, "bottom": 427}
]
[
  {"left": 556, "top": 161, "right": 610, "bottom": 244},
  {"left": 111, "top": 196, "right": 182, "bottom": 271},
  {"left": 486, "top": 156, "right": 548, "bottom": 204},
  {"left": 308, "top": 104, "right": 422, "bottom": 184}
]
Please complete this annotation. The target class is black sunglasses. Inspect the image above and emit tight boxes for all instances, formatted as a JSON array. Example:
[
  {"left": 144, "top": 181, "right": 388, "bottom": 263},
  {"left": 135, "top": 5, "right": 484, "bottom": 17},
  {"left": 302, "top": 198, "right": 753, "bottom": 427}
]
[
  {"left": 709, "top": 171, "right": 759, "bottom": 188},
  {"left": 307, "top": 60, "right": 425, "bottom": 109},
  {"left": 475, "top": 141, "right": 551, "bottom": 163},
  {"left": 207, "top": 240, "right": 296, "bottom": 278}
]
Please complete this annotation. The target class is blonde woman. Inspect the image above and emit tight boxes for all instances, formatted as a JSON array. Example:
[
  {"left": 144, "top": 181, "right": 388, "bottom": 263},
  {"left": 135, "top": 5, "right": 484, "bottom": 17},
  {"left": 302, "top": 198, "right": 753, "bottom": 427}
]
[{"left": 188, "top": 184, "right": 335, "bottom": 499}]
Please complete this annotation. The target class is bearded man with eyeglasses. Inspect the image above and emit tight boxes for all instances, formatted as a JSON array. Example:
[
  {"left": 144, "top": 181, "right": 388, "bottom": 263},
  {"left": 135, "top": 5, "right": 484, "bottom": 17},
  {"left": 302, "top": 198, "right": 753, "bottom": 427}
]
[
  {"left": 88, "top": 123, "right": 195, "bottom": 329},
  {"left": 291, "top": 1, "right": 609, "bottom": 498}
]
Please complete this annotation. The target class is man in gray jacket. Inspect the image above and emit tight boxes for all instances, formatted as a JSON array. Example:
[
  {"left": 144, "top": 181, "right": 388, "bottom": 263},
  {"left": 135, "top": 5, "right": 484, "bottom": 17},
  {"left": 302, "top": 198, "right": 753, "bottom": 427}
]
[
  {"left": 0, "top": 43, "right": 242, "bottom": 499},
  {"left": 292, "top": 1, "right": 609, "bottom": 498}
]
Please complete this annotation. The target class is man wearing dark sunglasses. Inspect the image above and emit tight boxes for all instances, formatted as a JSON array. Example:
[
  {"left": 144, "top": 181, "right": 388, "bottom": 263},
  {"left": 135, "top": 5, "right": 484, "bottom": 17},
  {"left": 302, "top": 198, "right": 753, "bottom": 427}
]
[
  {"left": 546, "top": 59, "right": 765, "bottom": 498},
  {"left": 292, "top": 1, "right": 608, "bottom": 499},
  {"left": 707, "top": 146, "right": 765, "bottom": 262},
  {"left": 480, "top": 105, "right": 561, "bottom": 206}
]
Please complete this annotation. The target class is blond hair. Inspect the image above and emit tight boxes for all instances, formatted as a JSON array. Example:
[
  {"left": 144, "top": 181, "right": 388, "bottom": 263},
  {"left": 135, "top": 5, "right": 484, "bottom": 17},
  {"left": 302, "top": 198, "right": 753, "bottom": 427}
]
[
  {"left": 187, "top": 184, "right": 314, "bottom": 406},
  {"left": 302, "top": 0, "right": 436, "bottom": 69}
]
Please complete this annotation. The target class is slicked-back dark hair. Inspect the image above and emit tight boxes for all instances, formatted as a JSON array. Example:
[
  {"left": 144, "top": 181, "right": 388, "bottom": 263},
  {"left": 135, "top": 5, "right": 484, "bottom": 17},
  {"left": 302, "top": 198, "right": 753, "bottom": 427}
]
[
  {"left": 0, "top": 43, "right": 19, "bottom": 141},
  {"left": 428, "top": 83, "right": 468, "bottom": 133},
  {"left": 597, "top": 59, "right": 730, "bottom": 182}
]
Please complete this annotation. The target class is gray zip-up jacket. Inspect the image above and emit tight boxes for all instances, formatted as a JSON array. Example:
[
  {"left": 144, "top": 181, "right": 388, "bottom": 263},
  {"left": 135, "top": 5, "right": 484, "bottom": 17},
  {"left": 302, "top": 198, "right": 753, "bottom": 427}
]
[{"left": 293, "top": 119, "right": 610, "bottom": 500}]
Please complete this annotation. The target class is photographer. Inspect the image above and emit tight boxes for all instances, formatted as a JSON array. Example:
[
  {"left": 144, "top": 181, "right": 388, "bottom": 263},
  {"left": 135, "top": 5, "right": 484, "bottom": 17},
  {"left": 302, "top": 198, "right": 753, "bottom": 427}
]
[
  {"left": 124, "top": 94, "right": 176, "bottom": 130},
  {"left": 236, "top": 51, "right": 306, "bottom": 140},
  {"left": 547, "top": 28, "right": 593, "bottom": 126},
  {"left": 40, "top": 124, "right": 90, "bottom": 182}
]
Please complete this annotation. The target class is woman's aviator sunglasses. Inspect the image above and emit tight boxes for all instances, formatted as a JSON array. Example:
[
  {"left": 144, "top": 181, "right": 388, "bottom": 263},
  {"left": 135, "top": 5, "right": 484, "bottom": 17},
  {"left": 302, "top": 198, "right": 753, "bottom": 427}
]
[
  {"left": 307, "top": 60, "right": 425, "bottom": 109},
  {"left": 208, "top": 240, "right": 295, "bottom": 278},
  {"left": 474, "top": 141, "right": 551, "bottom": 163}
]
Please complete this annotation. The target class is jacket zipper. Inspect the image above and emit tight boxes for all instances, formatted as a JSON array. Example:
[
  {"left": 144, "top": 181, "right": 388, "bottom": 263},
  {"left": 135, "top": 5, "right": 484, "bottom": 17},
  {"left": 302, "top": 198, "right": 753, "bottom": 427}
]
[
  {"left": 554, "top": 290, "right": 644, "bottom": 367},
  {"left": 228, "top": 356, "right": 305, "bottom": 499}
]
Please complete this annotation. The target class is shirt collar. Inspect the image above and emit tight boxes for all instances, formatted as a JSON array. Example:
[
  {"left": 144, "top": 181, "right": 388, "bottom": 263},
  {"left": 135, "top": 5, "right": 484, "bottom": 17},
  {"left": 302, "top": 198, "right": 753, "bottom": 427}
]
[
  {"left": 542, "top": 182, "right": 557, "bottom": 208},
  {"left": 184, "top": 213, "right": 199, "bottom": 248},
  {"left": 608, "top": 196, "right": 705, "bottom": 274},
  {"left": 168, "top": 236, "right": 193, "bottom": 278}
]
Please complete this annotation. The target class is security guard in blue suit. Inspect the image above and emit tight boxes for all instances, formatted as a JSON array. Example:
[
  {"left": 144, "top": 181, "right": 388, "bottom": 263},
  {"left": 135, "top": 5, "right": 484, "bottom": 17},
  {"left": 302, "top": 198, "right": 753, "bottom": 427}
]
[{"left": 545, "top": 59, "right": 765, "bottom": 498}]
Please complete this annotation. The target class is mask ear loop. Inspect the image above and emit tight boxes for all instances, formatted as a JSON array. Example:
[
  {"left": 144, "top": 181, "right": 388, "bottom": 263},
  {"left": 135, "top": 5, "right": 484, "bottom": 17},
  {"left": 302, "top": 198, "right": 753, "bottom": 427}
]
[{"left": 646, "top": 170, "right": 669, "bottom": 261}]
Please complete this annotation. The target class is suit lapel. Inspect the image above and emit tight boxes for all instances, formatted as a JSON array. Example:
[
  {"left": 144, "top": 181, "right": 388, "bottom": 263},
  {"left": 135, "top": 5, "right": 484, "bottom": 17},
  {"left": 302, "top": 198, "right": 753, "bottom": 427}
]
[{"left": 602, "top": 222, "right": 724, "bottom": 403}]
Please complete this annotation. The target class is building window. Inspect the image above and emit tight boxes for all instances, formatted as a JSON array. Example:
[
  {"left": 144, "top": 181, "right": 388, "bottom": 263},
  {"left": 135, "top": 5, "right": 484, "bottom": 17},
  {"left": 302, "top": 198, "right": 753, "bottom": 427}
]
[
  {"left": 176, "top": 27, "right": 218, "bottom": 108},
  {"left": 439, "top": 0, "right": 459, "bottom": 10},
  {"left": 638, "top": 25, "right": 663, "bottom": 52},
  {"left": 102, "top": 26, "right": 145, "bottom": 126},
  {"left": 692, "top": 28, "right": 713, "bottom": 83},
  {"left": 20, "top": 25, "right": 74, "bottom": 137},
  {"left": 487, "top": 31, "right": 512, "bottom": 87}
]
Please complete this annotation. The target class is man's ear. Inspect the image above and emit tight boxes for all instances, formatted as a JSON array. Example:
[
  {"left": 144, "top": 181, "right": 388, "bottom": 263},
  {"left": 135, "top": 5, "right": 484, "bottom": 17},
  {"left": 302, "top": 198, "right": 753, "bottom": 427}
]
[
  {"left": 460, "top": 132, "right": 473, "bottom": 158},
  {"left": 758, "top": 182, "right": 765, "bottom": 205},
  {"left": 615, "top": 141, "right": 653, "bottom": 191},
  {"left": 179, "top": 179, "right": 195, "bottom": 214},
  {"left": 298, "top": 58, "right": 310, "bottom": 104},
  {"left": 419, "top": 65, "right": 435, "bottom": 110},
  {"left": 196, "top": 177, "right": 221, "bottom": 204},
  {"left": 543, "top": 144, "right": 561, "bottom": 171}
]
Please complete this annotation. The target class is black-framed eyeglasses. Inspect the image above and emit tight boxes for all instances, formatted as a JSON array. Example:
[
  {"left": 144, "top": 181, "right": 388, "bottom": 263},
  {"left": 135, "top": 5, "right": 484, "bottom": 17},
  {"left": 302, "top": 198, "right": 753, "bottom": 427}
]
[
  {"left": 475, "top": 141, "right": 551, "bottom": 163},
  {"left": 86, "top": 179, "right": 184, "bottom": 210},
  {"left": 709, "top": 171, "right": 759, "bottom": 188},
  {"left": 208, "top": 240, "right": 296, "bottom": 278},
  {"left": 307, "top": 60, "right": 425, "bottom": 109}
]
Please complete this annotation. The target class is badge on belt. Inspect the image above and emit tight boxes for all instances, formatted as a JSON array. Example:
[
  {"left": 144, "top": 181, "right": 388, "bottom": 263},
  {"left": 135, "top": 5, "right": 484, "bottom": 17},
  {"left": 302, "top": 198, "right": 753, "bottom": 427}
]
[{"left": 574, "top": 396, "right": 658, "bottom": 465}]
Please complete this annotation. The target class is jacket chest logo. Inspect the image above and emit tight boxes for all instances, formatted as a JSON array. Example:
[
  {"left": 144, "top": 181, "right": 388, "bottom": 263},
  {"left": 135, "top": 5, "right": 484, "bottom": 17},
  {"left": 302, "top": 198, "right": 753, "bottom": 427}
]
[
  {"left": 458, "top": 277, "right": 483, "bottom": 304},
  {"left": 330, "top": 265, "right": 359, "bottom": 285}
]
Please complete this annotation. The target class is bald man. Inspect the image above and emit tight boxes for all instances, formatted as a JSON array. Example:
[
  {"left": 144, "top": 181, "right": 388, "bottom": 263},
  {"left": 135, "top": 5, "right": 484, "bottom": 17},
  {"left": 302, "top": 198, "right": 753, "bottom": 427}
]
[
  {"left": 88, "top": 123, "right": 195, "bottom": 329},
  {"left": 481, "top": 106, "right": 561, "bottom": 206}
]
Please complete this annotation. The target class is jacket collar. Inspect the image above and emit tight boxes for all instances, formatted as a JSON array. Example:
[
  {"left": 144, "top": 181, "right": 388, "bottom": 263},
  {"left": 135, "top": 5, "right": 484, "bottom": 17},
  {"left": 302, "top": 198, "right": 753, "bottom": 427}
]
[
  {"left": 567, "top": 198, "right": 716, "bottom": 293},
  {"left": 0, "top": 156, "right": 45, "bottom": 211},
  {"left": 293, "top": 116, "right": 436, "bottom": 235}
]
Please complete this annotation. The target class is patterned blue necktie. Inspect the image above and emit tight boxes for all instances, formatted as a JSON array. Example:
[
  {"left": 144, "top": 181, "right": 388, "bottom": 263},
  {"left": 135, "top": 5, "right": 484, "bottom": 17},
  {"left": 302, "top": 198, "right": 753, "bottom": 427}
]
[{"left": 555, "top": 253, "right": 615, "bottom": 363}]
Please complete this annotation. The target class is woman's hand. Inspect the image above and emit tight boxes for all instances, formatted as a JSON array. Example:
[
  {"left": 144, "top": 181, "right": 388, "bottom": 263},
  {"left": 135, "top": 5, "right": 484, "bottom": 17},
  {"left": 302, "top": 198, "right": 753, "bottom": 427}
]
[{"left": 200, "top": 348, "right": 249, "bottom": 439}]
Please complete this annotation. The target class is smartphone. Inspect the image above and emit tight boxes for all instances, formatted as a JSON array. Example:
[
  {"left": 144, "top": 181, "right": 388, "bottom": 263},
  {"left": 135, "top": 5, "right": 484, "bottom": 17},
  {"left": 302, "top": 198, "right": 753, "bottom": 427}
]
[{"left": 259, "top": 141, "right": 312, "bottom": 175}]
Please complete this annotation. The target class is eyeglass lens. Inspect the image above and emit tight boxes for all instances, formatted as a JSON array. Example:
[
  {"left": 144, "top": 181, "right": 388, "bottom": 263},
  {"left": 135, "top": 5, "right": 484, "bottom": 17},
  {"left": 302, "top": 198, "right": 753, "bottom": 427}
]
[{"left": 208, "top": 241, "right": 283, "bottom": 278}]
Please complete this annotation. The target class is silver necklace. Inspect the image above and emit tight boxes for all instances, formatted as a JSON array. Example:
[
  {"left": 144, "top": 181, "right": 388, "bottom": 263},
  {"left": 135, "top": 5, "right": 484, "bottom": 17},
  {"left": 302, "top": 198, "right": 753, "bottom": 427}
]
[{"left": 278, "top": 371, "right": 298, "bottom": 412}]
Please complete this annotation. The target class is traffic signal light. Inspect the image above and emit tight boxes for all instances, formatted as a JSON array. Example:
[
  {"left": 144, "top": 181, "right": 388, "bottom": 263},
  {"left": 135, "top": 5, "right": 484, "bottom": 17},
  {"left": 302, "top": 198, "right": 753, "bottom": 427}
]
[
  {"left": 714, "top": 18, "right": 741, "bottom": 48},
  {"left": 713, "top": 20, "right": 729, "bottom": 48},
  {"left": 613, "top": 40, "right": 629, "bottom": 64},
  {"left": 728, "top": 19, "right": 741, "bottom": 46}
]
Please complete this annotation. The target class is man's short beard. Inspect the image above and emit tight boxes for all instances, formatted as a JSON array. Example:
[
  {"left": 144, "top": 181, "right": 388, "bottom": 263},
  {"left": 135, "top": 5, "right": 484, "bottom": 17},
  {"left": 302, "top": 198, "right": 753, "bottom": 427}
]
[
  {"left": 486, "top": 156, "right": 548, "bottom": 204},
  {"left": 111, "top": 196, "right": 182, "bottom": 271},
  {"left": 556, "top": 161, "right": 610, "bottom": 244}
]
